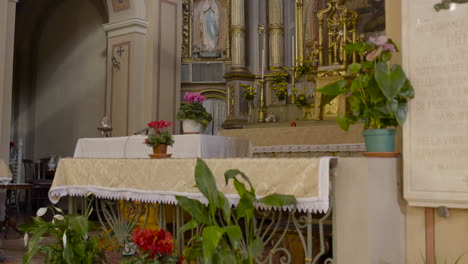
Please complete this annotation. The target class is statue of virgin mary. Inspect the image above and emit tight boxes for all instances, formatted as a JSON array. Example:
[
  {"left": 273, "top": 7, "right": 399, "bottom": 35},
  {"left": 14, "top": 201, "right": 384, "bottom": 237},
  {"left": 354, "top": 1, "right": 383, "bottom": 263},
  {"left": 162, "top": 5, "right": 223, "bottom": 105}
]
[{"left": 200, "top": 0, "right": 220, "bottom": 51}]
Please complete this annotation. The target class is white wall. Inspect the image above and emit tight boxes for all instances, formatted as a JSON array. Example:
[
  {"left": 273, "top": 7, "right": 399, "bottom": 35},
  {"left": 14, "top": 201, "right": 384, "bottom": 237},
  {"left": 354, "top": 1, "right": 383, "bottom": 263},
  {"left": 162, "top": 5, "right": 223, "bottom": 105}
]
[{"left": 33, "top": 0, "right": 107, "bottom": 158}]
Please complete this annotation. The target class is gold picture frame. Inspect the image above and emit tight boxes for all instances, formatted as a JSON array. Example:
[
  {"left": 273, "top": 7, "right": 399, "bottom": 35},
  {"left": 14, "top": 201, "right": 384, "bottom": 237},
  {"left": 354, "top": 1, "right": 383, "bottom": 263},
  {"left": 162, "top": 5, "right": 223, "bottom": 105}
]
[{"left": 182, "top": 0, "right": 231, "bottom": 62}]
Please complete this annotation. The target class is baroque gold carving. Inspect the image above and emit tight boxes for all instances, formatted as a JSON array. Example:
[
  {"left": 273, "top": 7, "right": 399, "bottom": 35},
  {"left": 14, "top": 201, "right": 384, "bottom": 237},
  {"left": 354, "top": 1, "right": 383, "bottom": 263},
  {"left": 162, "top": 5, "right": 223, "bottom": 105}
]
[
  {"left": 268, "top": 24, "right": 285, "bottom": 31},
  {"left": 231, "top": 25, "right": 246, "bottom": 32},
  {"left": 111, "top": 0, "right": 130, "bottom": 12},
  {"left": 183, "top": 0, "right": 231, "bottom": 61},
  {"left": 182, "top": 0, "right": 192, "bottom": 58},
  {"left": 227, "top": 85, "right": 235, "bottom": 118},
  {"left": 316, "top": 0, "right": 358, "bottom": 66}
]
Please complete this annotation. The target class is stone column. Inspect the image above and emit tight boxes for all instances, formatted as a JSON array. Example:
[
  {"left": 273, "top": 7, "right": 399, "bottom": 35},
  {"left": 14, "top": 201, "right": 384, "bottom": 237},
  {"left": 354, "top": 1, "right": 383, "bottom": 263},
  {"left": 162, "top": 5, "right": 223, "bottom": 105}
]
[
  {"left": 268, "top": 0, "right": 284, "bottom": 69},
  {"left": 231, "top": 0, "right": 246, "bottom": 72},
  {"left": 103, "top": 18, "right": 149, "bottom": 136},
  {"left": 295, "top": 0, "right": 304, "bottom": 64},
  {"left": 0, "top": 0, "right": 18, "bottom": 162}
]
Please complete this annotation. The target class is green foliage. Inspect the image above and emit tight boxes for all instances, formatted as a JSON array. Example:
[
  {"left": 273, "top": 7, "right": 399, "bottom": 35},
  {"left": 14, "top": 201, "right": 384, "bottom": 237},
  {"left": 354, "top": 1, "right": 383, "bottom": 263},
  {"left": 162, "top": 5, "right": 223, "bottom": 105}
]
[
  {"left": 240, "top": 84, "right": 256, "bottom": 101},
  {"left": 175, "top": 158, "right": 297, "bottom": 264},
  {"left": 270, "top": 70, "right": 289, "bottom": 101},
  {"left": 420, "top": 252, "right": 466, "bottom": 264},
  {"left": 177, "top": 103, "right": 213, "bottom": 129},
  {"left": 122, "top": 254, "right": 180, "bottom": 264},
  {"left": 146, "top": 131, "right": 175, "bottom": 147},
  {"left": 19, "top": 202, "right": 107, "bottom": 264},
  {"left": 316, "top": 38, "right": 414, "bottom": 130},
  {"left": 269, "top": 60, "right": 315, "bottom": 103}
]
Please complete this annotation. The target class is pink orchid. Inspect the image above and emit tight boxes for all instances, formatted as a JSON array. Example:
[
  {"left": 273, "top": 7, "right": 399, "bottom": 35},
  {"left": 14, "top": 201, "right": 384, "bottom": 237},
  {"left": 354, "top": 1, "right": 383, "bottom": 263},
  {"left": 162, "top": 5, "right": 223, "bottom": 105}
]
[
  {"left": 366, "top": 47, "right": 383, "bottom": 61},
  {"left": 382, "top": 43, "right": 396, "bottom": 52},
  {"left": 369, "top": 36, "right": 388, "bottom": 47}
]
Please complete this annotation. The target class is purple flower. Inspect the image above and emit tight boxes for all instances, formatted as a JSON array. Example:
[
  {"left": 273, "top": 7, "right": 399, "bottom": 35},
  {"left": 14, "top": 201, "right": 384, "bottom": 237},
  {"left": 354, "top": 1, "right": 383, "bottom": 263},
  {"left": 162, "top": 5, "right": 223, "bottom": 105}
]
[
  {"left": 184, "top": 92, "right": 206, "bottom": 103},
  {"left": 382, "top": 43, "right": 396, "bottom": 52},
  {"left": 369, "top": 36, "right": 388, "bottom": 47}
]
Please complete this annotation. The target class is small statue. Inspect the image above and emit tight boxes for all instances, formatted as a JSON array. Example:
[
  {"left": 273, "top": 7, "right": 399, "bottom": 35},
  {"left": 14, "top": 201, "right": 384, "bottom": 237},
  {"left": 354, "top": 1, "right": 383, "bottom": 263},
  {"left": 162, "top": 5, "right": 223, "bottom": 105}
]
[
  {"left": 101, "top": 116, "right": 111, "bottom": 128},
  {"left": 265, "top": 112, "right": 278, "bottom": 123},
  {"left": 47, "top": 156, "right": 58, "bottom": 171},
  {"left": 98, "top": 116, "right": 113, "bottom": 137},
  {"left": 434, "top": 0, "right": 468, "bottom": 11}
]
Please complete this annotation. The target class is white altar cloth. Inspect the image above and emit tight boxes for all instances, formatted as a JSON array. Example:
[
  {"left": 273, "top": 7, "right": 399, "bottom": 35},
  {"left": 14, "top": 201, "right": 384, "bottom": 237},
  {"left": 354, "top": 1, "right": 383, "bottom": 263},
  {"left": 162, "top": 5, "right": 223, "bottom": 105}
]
[
  {"left": 73, "top": 135, "right": 252, "bottom": 159},
  {"left": 49, "top": 157, "right": 336, "bottom": 213}
]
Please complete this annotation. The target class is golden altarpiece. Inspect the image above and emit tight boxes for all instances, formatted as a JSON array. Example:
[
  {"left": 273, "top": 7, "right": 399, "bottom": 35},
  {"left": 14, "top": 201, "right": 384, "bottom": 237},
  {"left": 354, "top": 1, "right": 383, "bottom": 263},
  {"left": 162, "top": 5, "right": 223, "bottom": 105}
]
[{"left": 180, "top": 0, "right": 366, "bottom": 137}]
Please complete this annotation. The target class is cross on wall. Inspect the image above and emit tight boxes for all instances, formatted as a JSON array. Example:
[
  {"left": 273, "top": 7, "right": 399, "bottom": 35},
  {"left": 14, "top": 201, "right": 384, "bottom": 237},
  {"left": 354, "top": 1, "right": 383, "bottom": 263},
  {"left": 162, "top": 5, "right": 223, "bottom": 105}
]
[{"left": 116, "top": 46, "right": 125, "bottom": 57}]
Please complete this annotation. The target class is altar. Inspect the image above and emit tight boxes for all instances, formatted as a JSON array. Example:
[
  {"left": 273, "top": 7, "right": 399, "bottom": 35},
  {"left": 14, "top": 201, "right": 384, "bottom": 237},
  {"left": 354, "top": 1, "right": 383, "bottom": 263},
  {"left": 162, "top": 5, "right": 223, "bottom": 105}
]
[
  {"left": 73, "top": 134, "right": 252, "bottom": 159},
  {"left": 220, "top": 121, "right": 378, "bottom": 158},
  {"left": 49, "top": 155, "right": 337, "bottom": 262}
]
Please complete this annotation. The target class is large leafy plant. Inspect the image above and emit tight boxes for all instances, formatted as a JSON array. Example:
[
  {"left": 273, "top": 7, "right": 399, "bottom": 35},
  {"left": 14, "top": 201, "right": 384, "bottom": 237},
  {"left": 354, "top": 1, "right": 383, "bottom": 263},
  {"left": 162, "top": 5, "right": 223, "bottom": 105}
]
[
  {"left": 317, "top": 36, "right": 415, "bottom": 131},
  {"left": 175, "top": 158, "right": 297, "bottom": 264},
  {"left": 19, "top": 203, "right": 107, "bottom": 264},
  {"left": 177, "top": 92, "right": 213, "bottom": 128}
]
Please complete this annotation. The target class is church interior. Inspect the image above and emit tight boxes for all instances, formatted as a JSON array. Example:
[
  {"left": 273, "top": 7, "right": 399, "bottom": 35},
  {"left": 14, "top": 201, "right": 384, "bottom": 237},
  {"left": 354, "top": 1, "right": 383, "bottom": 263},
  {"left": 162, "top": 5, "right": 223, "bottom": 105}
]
[{"left": 0, "top": 0, "right": 468, "bottom": 263}]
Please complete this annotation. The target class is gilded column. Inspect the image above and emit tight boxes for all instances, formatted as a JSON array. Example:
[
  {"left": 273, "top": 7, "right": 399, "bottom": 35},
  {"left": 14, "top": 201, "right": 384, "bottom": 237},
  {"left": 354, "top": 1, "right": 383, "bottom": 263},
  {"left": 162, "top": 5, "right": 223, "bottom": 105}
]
[
  {"left": 231, "top": 0, "right": 246, "bottom": 71},
  {"left": 295, "top": 0, "right": 304, "bottom": 65},
  {"left": 268, "top": 0, "right": 284, "bottom": 69}
]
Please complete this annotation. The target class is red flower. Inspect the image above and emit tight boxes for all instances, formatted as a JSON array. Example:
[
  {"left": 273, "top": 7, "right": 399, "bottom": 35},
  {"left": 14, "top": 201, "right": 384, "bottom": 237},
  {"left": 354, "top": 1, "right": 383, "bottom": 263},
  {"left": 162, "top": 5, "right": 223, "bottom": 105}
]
[
  {"left": 132, "top": 228, "right": 174, "bottom": 260},
  {"left": 152, "top": 229, "right": 173, "bottom": 256},
  {"left": 178, "top": 256, "right": 185, "bottom": 264},
  {"left": 132, "top": 228, "right": 158, "bottom": 252},
  {"left": 148, "top": 120, "right": 172, "bottom": 129},
  {"left": 148, "top": 121, "right": 158, "bottom": 128}
]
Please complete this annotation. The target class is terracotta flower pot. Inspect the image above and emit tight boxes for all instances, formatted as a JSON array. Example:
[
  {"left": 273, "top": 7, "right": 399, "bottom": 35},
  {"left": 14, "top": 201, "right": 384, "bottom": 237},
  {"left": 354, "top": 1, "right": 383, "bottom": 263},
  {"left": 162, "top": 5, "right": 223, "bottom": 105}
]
[{"left": 153, "top": 144, "right": 168, "bottom": 154}]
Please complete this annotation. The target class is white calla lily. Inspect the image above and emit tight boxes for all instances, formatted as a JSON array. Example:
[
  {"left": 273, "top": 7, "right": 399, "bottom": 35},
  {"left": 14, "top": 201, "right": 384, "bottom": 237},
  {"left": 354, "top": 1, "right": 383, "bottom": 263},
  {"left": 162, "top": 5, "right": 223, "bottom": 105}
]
[
  {"left": 63, "top": 231, "right": 67, "bottom": 248},
  {"left": 52, "top": 206, "right": 63, "bottom": 213},
  {"left": 53, "top": 214, "right": 64, "bottom": 221},
  {"left": 36, "top": 207, "right": 47, "bottom": 217},
  {"left": 24, "top": 233, "right": 28, "bottom": 247}
]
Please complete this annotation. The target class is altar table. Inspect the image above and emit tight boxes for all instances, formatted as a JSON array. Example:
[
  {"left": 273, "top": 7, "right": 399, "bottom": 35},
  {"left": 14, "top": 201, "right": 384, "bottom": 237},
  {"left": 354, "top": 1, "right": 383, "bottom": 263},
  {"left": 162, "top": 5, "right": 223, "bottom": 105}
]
[
  {"left": 49, "top": 157, "right": 335, "bottom": 213},
  {"left": 73, "top": 135, "right": 252, "bottom": 159}
]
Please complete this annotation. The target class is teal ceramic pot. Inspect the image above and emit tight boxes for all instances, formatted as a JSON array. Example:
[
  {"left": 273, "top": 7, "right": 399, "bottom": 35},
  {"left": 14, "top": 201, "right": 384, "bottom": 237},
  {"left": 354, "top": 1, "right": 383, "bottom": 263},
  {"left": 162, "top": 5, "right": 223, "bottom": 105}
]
[{"left": 362, "top": 129, "right": 397, "bottom": 152}]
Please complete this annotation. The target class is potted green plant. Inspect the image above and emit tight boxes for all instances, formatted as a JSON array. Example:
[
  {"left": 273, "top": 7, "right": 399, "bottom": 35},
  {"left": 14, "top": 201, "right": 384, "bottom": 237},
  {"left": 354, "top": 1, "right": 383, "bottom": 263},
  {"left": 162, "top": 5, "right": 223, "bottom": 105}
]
[
  {"left": 270, "top": 68, "right": 289, "bottom": 102},
  {"left": 269, "top": 61, "right": 315, "bottom": 119},
  {"left": 144, "top": 120, "right": 175, "bottom": 157},
  {"left": 240, "top": 84, "right": 256, "bottom": 122},
  {"left": 317, "top": 36, "right": 415, "bottom": 153},
  {"left": 177, "top": 92, "right": 213, "bottom": 134},
  {"left": 175, "top": 158, "right": 296, "bottom": 263},
  {"left": 19, "top": 203, "right": 107, "bottom": 264}
]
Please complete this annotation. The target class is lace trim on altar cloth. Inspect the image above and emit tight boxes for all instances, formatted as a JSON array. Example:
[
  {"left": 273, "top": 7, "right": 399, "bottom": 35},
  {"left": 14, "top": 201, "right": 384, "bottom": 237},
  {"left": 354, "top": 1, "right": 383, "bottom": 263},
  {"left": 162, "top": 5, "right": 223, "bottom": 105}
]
[
  {"left": 49, "top": 157, "right": 335, "bottom": 214},
  {"left": 49, "top": 186, "right": 329, "bottom": 213},
  {"left": 253, "top": 143, "right": 365, "bottom": 153}
]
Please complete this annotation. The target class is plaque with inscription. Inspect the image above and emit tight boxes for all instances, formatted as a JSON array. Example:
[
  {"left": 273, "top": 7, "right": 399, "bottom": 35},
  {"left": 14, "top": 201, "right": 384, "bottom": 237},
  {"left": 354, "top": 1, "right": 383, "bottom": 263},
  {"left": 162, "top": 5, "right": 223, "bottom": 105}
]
[{"left": 403, "top": 0, "right": 468, "bottom": 208}]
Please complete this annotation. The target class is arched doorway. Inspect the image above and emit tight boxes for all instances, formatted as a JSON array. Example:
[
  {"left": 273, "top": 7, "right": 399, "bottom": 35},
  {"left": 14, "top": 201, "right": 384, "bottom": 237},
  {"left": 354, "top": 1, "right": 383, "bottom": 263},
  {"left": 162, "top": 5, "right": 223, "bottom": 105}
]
[{"left": 12, "top": 0, "right": 109, "bottom": 159}]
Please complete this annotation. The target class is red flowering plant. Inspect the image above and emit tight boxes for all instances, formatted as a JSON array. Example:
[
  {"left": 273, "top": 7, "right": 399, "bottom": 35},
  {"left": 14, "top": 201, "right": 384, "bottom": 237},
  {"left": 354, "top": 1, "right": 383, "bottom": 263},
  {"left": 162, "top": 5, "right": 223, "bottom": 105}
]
[
  {"left": 144, "top": 120, "right": 175, "bottom": 148},
  {"left": 122, "top": 228, "right": 184, "bottom": 264}
]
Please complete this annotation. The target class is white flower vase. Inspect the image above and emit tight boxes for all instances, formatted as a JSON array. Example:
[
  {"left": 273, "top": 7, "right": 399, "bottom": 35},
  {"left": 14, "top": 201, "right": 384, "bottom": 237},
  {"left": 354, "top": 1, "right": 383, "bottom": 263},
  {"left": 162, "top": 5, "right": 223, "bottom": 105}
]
[{"left": 183, "top": 120, "right": 202, "bottom": 134}]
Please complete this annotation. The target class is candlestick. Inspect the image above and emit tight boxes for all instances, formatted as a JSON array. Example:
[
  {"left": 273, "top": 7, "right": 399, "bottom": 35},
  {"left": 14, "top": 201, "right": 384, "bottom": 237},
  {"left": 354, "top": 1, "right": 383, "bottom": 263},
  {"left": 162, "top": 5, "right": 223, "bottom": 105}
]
[
  {"left": 257, "top": 79, "right": 266, "bottom": 122},
  {"left": 292, "top": 35, "right": 295, "bottom": 66},
  {"left": 261, "top": 49, "right": 265, "bottom": 80}
]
